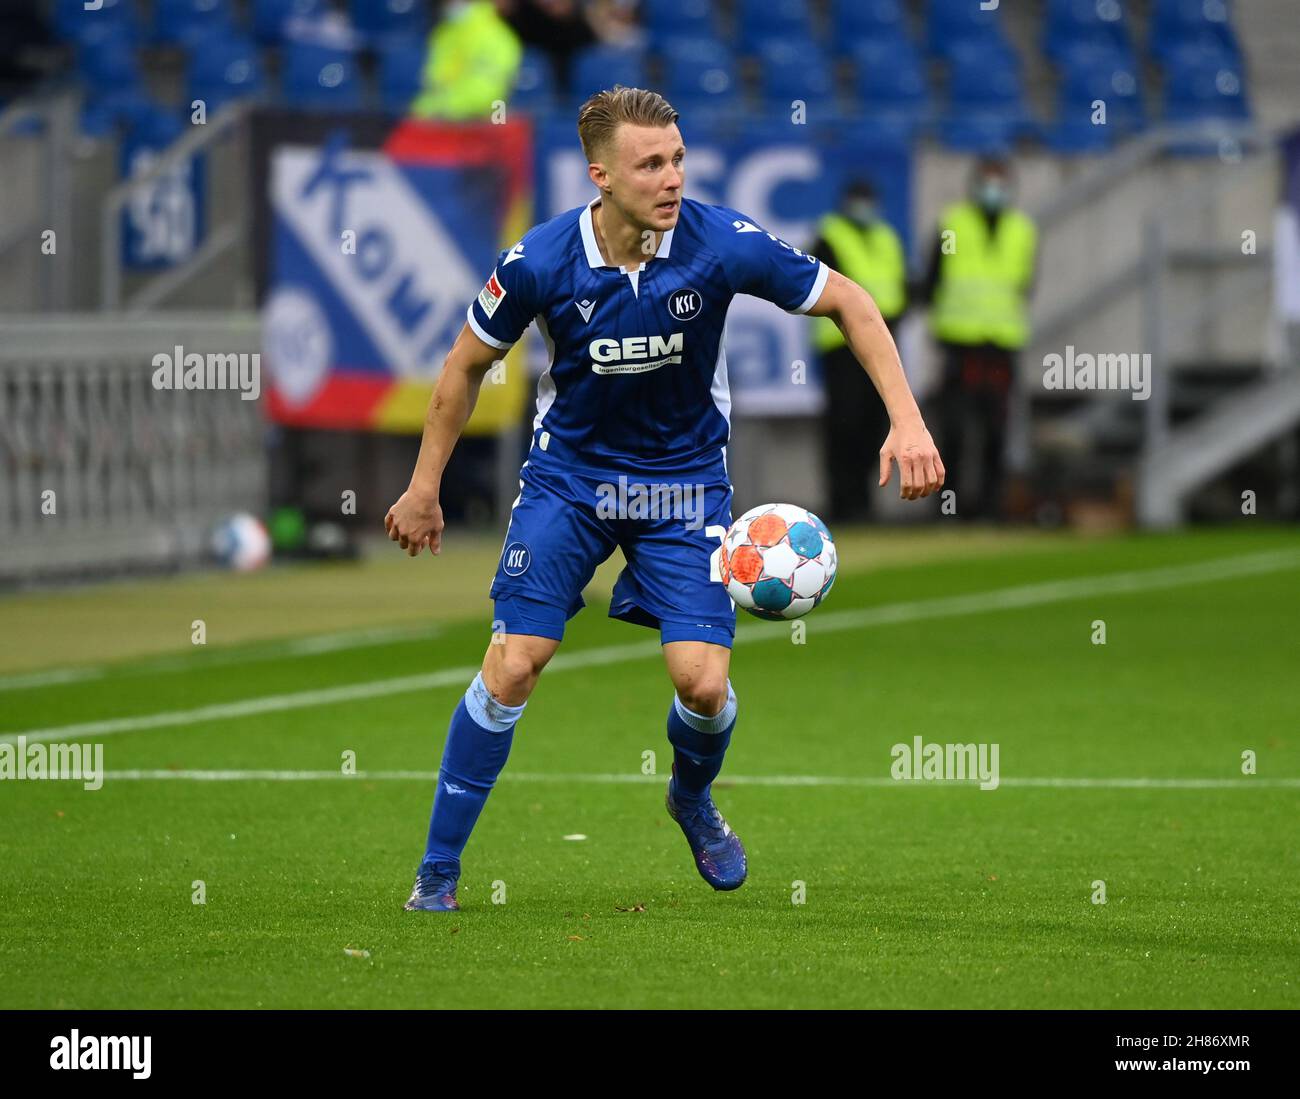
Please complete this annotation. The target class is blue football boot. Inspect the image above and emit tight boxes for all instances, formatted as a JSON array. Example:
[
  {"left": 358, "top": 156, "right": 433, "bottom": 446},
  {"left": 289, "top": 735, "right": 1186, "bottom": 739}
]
[
  {"left": 665, "top": 768, "right": 748, "bottom": 890},
  {"left": 404, "top": 859, "right": 460, "bottom": 912}
]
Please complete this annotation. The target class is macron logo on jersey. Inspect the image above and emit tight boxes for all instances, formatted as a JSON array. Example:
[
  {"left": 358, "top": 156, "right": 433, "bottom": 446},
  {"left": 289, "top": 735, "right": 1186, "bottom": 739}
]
[{"left": 589, "top": 333, "right": 684, "bottom": 375}]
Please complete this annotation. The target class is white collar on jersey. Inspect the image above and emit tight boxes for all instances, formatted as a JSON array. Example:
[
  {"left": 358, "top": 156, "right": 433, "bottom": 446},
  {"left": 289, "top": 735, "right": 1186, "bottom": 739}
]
[{"left": 579, "top": 196, "right": 675, "bottom": 269}]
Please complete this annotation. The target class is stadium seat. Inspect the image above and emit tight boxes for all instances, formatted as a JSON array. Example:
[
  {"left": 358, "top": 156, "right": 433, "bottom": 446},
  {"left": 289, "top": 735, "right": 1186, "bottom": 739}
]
[
  {"left": 852, "top": 38, "right": 929, "bottom": 129},
  {"left": 509, "top": 49, "right": 557, "bottom": 113},
  {"left": 188, "top": 33, "right": 264, "bottom": 114},
  {"left": 281, "top": 40, "right": 362, "bottom": 109},
  {"left": 80, "top": 87, "right": 153, "bottom": 137},
  {"left": 736, "top": 0, "right": 816, "bottom": 56},
  {"left": 152, "top": 0, "right": 236, "bottom": 48},
  {"left": 1150, "top": 0, "right": 1241, "bottom": 66},
  {"left": 829, "top": 0, "right": 908, "bottom": 48},
  {"left": 939, "top": 110, "right": 1021, "bottom": 154},
  {"left": 1162, "top": 55, "right": 1250, "bottom": 123},
  {"left": 54, "top": 0, "right": 139, "bottom": 44},
  {"left": 570, "top": 45, "right": 647, "bottom": 106},
  {"left": 1043, "top": 0, "right": 1137, "bottom": 69},
  {"left": 661, "top": 38, "right": 739, "bottom": 113},
  {"left": 1057, "top": 50, "right": 1145, "bottom": 135},
  {"left": 377, "top": 35, "right": 426, "bottom": 115},
  {"left": 641, "top": 0, "right": 717, "bottom": 48},
  {"left": 349, "top": 0, "right": 430, "bottom": 45},
  {"left": 757, "top": 39, "right": 836, "bottom": 113},
  {"left": 925, "top": 0, "right": 1003, "bottom": 60},
  {"left": 252, "top": 0, "right": 326, "bottom": 46},
  {"left": 75, "top": 23, "right": 141, "bottom": 90},
  {"left": 948, "top": 53, "right": 1024, "bottom": 112}
]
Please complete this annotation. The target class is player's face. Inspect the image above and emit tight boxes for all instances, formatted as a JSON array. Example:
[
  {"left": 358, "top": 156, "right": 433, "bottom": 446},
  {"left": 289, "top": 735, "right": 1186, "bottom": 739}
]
[{"left": 603, "top": 123, "right": 685, "bottom": 232}]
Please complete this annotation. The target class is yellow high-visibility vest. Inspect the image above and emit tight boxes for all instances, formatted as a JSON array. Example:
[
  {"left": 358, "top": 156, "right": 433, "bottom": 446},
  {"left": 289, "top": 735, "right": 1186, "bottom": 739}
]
[
  {"left": 410, "top": 1, "right": 522, "bottom": 121},
  {"left": 929, "top": 201, "right": 1037, "bottom": 350},
  {"left": 813, "top": 213, "right": 907, "bottom": 351}
]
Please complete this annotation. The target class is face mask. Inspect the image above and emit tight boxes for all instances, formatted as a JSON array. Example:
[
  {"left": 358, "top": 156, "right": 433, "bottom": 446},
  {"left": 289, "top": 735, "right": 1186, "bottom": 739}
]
[
  {"left": 846, "top": 199, "right": 878, "bottom": 225},
  {"left": 976, "top": 179, "right": 1008, "bottom": 210}
]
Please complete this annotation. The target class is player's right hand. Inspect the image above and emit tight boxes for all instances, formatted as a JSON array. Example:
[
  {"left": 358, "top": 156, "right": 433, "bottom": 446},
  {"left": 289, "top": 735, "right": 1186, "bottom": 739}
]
[{"left": 384, "top": 489, "right": 444, "bottom": 557}]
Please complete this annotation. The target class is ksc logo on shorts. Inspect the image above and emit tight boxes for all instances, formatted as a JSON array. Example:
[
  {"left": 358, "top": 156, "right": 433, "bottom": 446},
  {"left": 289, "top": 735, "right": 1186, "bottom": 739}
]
[
  {"left": 502, "top": 541, "right": 531, "bottom": 576},
  {"left": 667, "top": 287, "right": 702, "bottom": 321}
]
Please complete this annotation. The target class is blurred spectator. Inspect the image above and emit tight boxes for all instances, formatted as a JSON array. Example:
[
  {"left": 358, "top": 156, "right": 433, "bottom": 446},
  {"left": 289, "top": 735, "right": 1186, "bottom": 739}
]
[
  {"left": 919, "top": 158, "right": 1038, "bottom": 521},
  {"left": 0, "top": 0, "right": 55, "bottom": 105},
  {"left": 411, "top": 0, "right": 522, "bottom": 120},
  {"left": 810, "top": 179, "right": 908, "bottom": 522},
  {"left": 498, "top": 1, "right": 637, "bottom": 92}
]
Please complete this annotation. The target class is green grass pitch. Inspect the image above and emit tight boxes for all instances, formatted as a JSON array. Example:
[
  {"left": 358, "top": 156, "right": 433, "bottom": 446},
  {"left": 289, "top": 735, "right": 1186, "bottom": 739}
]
[{"left": 1, "top": 526, "right": 1297, "bottom": 1009}]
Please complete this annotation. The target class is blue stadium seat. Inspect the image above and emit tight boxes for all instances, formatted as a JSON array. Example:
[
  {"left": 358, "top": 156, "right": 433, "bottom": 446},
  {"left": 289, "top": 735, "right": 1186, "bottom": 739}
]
[
  {"left": 75, "top": 23, "right": 141, "bottom": 89},
  {"left": 81, "top": 87, "right": 152, "bottom": 137},
  {"left": 377, "top": 35, "right": 426, "bottom": 114},
  {"left": 839, "top": 111, "right": 918, "bottom": 150},
  {"left": 737, "top": 0, "right": 816, "bottom": 56},
  {"left": 1058, "top": 50, "right": 1145, "bottom": 134},
  {"left": 55, "top": 0, "right": 139, "bottom": 44},
  {"left": 349, "top": 0, "right": 430, "bottom": 45},
  {"left": 252, "top": 0, "right": 326, "bottom": 46},
  {"left": 757, "top": 39, "right": 835, "bottom": 113},
  {"left": 281, "top": 40, "right": 362, "bottom": 109},
  {"left": 1043, "top": 0, "right": 1136, "bottom": 69},
  {"left": 925, "top": 0, "right": 1002, "bottom": 59},
  {"left": 187, "top": 32, "right": 263, "bottom": 113},
  {"left": 510, "top": 49, "right": 557, "bottom": 113},
  {"left": 661, "top": 38, "right": 739, "bottom": 113},
  {"left": 941, "top": 41, "right": 1035, "bottom": 151},
  {"left": 1151, "top": 0, "right": 1241, "bottom": 66},
  {"left": 570, "top": 45, "right": 647, "bottom": 105},
  {"left": 153, "top": 0, "right": 236, "bottom": 47},
  {"left": 1162, "top": 55, "right": 1250, "bottom": 123},
  {"left": 946, "top": 51, "right": 1028, "bottom": 120},
  {"left": 641, "top": 0, "right": 717, "bottom": 48},
  {"left": 939, "top": 111, "right": 1020, "bottom": 154},
  {"left": 852, "top": 38, "right": 929, "bottom": 128},
  {"left": 830, "top": 0, "right": 908, "bottom": 47}
]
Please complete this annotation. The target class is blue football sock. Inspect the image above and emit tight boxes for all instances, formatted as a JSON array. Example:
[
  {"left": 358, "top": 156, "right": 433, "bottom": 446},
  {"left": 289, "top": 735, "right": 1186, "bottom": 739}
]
[
  {"left": 666, "top": 680, "right": 737, "bottom": 806},
  {"left": 421, "top": 672, "right": 526, "bottom": 873}
]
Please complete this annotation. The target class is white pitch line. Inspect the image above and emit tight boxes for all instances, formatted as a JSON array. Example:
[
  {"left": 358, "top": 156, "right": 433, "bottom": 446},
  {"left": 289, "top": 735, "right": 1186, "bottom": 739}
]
[
  {"left": 5, "top": 547, "right": 1298, "bottom": 747},
  {"left": 0, "top": 624, "right": 442, "bottom": 694},
  {"left": 96, "top": 769, "right": 1300, "bottom": 790}
]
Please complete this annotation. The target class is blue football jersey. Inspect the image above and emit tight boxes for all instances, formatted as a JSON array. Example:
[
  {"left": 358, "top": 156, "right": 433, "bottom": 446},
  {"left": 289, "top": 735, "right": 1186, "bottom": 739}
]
[{"left": 466, "top": 196, "right": 829, "bottom": 474}]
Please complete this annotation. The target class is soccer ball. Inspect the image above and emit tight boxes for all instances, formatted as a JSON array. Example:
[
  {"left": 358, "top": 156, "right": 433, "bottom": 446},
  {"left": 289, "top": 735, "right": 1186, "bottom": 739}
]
[
  {"left": 720, "top": 503, "right": 837, "bottom": 620},
  {"left": 211, "top": 512, "right": 271, "bottom": 572}
]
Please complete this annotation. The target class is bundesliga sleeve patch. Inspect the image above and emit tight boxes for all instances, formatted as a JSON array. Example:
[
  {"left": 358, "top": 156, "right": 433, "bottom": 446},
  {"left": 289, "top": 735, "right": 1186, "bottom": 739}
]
[{"left": 478, "top": 269, "right": 507, "bottom": 318}]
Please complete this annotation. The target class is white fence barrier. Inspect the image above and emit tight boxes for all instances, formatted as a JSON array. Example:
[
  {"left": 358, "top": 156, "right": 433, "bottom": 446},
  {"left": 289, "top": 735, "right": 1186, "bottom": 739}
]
[{"left": 0, "top": 315, "right": 266, "bottom": 580}]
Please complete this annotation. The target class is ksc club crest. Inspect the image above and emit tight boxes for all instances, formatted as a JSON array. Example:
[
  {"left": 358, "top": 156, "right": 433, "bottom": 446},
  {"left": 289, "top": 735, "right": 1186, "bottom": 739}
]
[
  {"left": 502, "top": 541, "right": 531, "bottom": 576},
  {"left": 667, "top": 287, "right": 703, "bottom": 322}
]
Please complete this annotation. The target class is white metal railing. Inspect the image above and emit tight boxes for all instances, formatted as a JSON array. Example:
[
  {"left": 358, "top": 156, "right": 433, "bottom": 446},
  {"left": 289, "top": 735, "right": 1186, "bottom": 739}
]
[{"left": 0, "top": 314, "right": 266, "bottom": 579}]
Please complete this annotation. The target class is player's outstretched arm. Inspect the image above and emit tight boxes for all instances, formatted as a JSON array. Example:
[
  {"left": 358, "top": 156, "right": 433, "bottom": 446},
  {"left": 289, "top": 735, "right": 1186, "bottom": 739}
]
[
  {"left": 807, "top": 268, "right": 945, "bottom": 501},
  {"left": 384, "top": 324, "right": 502, "bottom": 557}
]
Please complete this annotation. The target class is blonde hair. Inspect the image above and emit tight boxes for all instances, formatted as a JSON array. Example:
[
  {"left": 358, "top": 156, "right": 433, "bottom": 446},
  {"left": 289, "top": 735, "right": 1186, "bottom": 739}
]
[{"left": 576, "top": 85, "right": 680, "bottom": 162}]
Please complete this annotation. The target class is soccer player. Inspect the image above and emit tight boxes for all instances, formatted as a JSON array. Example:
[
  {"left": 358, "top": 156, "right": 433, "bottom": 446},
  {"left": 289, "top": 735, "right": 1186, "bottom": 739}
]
[{"left": 386, "top": 86, "right": 944, "bottom": 911}]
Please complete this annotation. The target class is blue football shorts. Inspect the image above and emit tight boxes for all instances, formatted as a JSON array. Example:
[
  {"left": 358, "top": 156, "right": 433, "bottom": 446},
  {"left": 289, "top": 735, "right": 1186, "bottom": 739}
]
[{"left": 488, "top": 431, "right": 737, "bottom": 647}]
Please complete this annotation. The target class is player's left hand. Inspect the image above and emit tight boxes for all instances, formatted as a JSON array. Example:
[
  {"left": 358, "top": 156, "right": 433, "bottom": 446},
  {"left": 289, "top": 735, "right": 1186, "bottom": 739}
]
[{"left": 879, "top": 422, "right": 945, "bottom": 501}]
